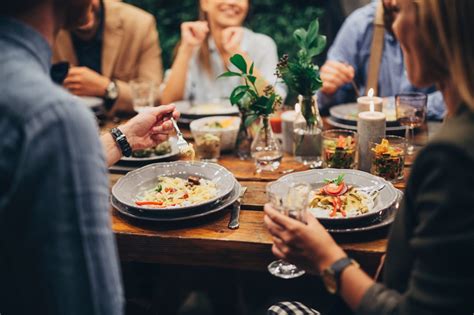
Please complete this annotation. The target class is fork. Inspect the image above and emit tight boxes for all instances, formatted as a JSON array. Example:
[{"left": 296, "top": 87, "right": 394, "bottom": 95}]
[
  {"left": 170, "top": 117, "right": 190, "bottom": 153},
  {"left": 355, "top": 183, "right": 386, "bottom": 199}
]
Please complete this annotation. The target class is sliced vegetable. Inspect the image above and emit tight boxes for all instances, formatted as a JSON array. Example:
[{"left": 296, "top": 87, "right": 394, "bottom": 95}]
[{"left": 135, "top": 201, "right": 164, "bottom": 206}]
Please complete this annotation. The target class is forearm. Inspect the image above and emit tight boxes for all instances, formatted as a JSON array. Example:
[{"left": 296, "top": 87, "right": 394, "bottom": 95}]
[
  {"left": 161, "top": 45, "right": 194, "bottom": 104},
  {"left": 339, "top": 265, "right": 375, "bottom": 310},
  {"left": 317, "top": 246, "right": 375, "bottom": 311},
  {"left": 101, "top": 132, "right": 122, "bottom": 167}
]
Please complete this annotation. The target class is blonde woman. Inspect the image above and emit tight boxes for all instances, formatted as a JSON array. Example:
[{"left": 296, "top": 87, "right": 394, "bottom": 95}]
[
  {"left": 265, "top": 0, "right": 474, "bottom": 314},
  {"left": 161, "top": 0, "right": 286, "bottom": 104}
]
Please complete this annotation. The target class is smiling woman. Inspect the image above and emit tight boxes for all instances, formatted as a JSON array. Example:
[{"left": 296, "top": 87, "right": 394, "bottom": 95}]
[{"left": 160, "top": 0, "right": 287, "bottom": 104}]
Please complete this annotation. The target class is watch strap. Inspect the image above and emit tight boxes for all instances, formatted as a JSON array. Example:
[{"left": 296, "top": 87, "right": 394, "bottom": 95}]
[
  {"left": 325, "top": 257, "right": 359, "bottom": 294},
  {"left": 110, "top": 127, "right": 132, "bottom": 157}
]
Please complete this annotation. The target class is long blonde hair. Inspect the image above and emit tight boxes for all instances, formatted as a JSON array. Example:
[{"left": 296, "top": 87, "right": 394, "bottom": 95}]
[{"left": 416, "top": 0, "right": 474, "bottom": 110}]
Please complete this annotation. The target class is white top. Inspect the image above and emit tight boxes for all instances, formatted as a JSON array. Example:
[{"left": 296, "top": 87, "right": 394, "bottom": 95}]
[{"left": 163, "top": 27, "right": 287, "bottom": 103}]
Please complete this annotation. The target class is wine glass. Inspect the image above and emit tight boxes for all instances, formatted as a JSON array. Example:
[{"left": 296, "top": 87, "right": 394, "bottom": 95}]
[
  {"left": 395, "top": 93, "right": 427, "bottom": 155},
  {"left": 267, "top": 182, "right": 311, "bottom": 279},
  {"left": 130, "top": 79, "right": 155, "bottom": 113}
]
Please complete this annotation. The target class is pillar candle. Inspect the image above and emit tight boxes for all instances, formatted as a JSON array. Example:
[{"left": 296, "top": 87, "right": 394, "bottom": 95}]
[{"left": 357, "top": 111, "right": 386, "bottom": 172}]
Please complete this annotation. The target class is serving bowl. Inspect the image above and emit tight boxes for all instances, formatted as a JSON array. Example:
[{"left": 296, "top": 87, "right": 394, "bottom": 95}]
[
  {"left": 190, "top": 116, "right": 241, "bottom": 151},
  {"left": 112, "top": 161, "right": 236, "bottom": 211}
]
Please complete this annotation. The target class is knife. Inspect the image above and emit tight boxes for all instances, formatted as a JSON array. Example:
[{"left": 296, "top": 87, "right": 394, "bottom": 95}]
[{"left": 228, "top": 186, "right": 247, "bottom": 230}]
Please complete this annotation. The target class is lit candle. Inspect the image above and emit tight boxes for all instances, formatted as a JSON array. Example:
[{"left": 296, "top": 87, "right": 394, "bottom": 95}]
[
  {"left": 357, "top": 109, "right": 386, "bottom": 172},
  {"left": 357, "top": 88, "right": 383, "bottom": 113}
]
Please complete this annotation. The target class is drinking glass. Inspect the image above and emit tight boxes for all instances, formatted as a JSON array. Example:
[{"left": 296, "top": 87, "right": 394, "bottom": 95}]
[
  {"left": 370, "top": 135, "right": 407, "bottom": 182},
  {"left": 322, "top": 129, "right": 358, "bottom": 169},
  {"left": 130, "top": 79, "right": 155, "bottom": 112},
  {"left": 267, "top": 182, "right": 311, "bottom": 279},
  {"left": 395, "top": 93, "right": 427, "bottom": 155}
]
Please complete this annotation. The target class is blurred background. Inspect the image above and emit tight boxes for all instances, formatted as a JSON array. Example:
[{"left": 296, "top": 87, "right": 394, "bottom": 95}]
[{"left": 125, "top": 0, "right": 371, "bottom": 70}]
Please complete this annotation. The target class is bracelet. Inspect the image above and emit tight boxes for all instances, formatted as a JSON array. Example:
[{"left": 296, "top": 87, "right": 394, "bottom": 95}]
[{"left": 110, "top": 127, "right": 132, "bottom": 157}]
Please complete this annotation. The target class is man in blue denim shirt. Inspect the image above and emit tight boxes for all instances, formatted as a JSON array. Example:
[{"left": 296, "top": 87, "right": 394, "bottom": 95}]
[
  {"left": 317, "top": 0, "right": 445, "bottom": 120},
  {"left": 0, "top": 1, "right": 124, "bottom": 314}
]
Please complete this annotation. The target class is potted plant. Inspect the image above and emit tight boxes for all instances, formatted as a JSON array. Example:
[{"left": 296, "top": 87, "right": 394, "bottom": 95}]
[
  {"left": 276, "top": 20, "right": 326, "bottom": 166},
  {"left": 219, "top": 54, "right": 282, "bottom": 171}
]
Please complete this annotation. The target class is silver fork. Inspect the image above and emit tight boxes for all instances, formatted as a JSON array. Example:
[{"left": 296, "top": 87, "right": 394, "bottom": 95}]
[
  {"left": 355, "top": 183, "right": 386, "bottom": 199},
  {"left": 170, "top": 117, "right": 190, "bottom": 153}
]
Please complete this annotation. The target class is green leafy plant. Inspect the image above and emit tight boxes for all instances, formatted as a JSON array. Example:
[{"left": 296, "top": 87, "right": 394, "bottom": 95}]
[
  {"left": 276, "top": 19, "right": 326, "bottom": 96},
  {"left": 276, "top": 20, "right": 326, "bottom": 126},
  {"left": 218, "top": 54, "right": 281, "bottom": 128}
]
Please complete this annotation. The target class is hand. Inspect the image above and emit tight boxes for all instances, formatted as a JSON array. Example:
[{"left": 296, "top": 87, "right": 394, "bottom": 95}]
[
  {"left": 63, "top": 66, "right": 110, "bottom": 97},
  {"left": 180, "top": 21, "right": 209, "bottom": 50},
  {"left": 320, "top": 61, "right": 355, "bottom": 96},
  {"left": 119, "top": 104, "right": 180, "bottom": 151},
  {"left": 222, "top": 27, "right": 244, "bottom": 55},
  {"left": 264, "top": 203, "right": 346, "bottom": 274}
]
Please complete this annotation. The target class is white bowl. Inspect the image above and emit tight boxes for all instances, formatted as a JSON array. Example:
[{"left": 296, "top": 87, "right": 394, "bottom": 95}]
[{"left": 190, "top": 116, "right": 241, "bottom": 151}]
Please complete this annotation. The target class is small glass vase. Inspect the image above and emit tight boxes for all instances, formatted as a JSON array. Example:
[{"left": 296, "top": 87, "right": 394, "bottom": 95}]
[
  {"left": 235, "top": 112, "right": 253, "bottom": 160},
  {"left": 293, "top": 95, "right": 323, "bottom": 168},
  {"left": 251, "top": 116, "right": 283, "bottom": 173}
]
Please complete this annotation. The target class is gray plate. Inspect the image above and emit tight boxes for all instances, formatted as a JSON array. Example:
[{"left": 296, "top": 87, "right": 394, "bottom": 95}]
[
  {"left": 112, "top": 182, "right": 241, "bottom": 221},
  {"left": 267, "top": 168, "right": 399, "bottom": 224},
  {"left": 330, "top": 103, "right": 399, "bottom": 126},
  {"left": 112, "top": 161, "right": 236, "bottom": 211},
  {"left": 327, "top": 190, "right": 402, "bottom": 233},
  {"left": 120, "top": 138, "right": 180, "bottom": 163}
]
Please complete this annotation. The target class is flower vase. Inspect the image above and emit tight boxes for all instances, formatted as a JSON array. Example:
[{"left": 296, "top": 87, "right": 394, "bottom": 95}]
[
  {"left": 235, "top": 112, "right": 253, "bottom": 160},
  {"left": 293, "top": 95, "right": 323, "bottom": 167},
  {"left": 251, "top": 116, "right": 283, "bottom": 173}
]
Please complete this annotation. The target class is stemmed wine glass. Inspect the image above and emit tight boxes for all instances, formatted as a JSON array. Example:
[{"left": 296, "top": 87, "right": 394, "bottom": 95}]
[
  {"left": 395, "top": 93, "right": 427, "bottom": 155},
  {"left": 266, "top": 182, "right": 311, "bottom": 279}
]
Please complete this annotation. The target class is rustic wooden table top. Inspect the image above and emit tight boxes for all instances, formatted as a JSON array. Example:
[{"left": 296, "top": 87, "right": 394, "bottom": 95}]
[{"left": 107, "top": 117, "right": 440, "bottom": 273}]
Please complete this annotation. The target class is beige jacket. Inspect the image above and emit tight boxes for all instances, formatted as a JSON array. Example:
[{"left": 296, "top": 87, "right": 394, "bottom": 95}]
[{"left": 53, "top": 0, "right": 163, "bottom": 114}]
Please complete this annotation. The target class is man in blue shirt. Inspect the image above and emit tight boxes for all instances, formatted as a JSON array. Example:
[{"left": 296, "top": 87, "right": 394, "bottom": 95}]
[{"left": 317, "top": 0, "right": 445, "bottom": 120}]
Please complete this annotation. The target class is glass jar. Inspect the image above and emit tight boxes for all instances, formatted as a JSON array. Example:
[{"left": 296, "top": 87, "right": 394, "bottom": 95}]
[
  {"left": 322, "top": 129, "right": 358, "bottom": 169},
  {"left": 370, "top": 135, "right": 407, "bottom": 182},
  {"left": 293, "top": 95, "right": 323, "bottom": 167},
  {"left": 235, "top": 111, "right": 253, "bottom": 160},
  {"left": 251, "top": 116, "right": 283, "bottom": 173}
]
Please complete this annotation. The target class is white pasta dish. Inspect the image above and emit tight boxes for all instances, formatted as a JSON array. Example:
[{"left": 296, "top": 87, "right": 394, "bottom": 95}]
[
  {"left": 135, "top": 176, "right": 217, "bottom": 208},
  {"left": 308, "top": 174, "right": 375, "bottom": 218}
]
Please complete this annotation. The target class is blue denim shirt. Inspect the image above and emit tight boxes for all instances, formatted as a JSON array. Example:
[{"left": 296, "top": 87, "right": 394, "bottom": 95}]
[
  {"left": 0, "top": 18, "right": 123, "bottom": 314},
  {"left": 317, "top": 2, "right": 446, "bottom": 120}
]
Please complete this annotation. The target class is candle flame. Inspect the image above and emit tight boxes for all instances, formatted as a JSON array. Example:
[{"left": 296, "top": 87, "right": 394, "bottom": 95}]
[{"left": 367, "top": 88, "right": 374, "bottom": 98}]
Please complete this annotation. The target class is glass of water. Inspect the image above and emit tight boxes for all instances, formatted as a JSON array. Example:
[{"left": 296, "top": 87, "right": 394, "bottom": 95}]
[
  {"left": 130, "top": 79, "right": 155, "bottom": 112},
  {"left": 266, "top": 182, "right": 311, "bottom": 279}
]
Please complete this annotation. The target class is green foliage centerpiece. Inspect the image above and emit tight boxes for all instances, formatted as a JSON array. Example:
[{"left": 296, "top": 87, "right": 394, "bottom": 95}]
[
  {"left": 276, "top": 20, "right": 327, "bottom": 166},
  {"left": 219, "top": 55, "right": 283, "bottom": 170}
]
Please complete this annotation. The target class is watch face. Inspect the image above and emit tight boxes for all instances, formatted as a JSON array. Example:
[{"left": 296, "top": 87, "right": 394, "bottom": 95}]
[
  {"left": 322, "top": 269, "right": 338, "bottom": 294},
  {"left": 107, "top": 81, "right": 118, "bottom": 99}
]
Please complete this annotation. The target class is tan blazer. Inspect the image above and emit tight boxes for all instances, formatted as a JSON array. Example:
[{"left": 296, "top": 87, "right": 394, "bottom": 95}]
[{"left": 53, "top": 0, "right": 163, "bottom": 114}]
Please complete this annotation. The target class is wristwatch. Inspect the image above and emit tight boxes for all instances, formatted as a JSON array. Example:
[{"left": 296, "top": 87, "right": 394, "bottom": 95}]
[
  {"left": 110, "top": 127, "right": 132, "bottom": 157},
  {"left": 104, "top": 80, "right": 119, "bottom": 111},
  {"left": 322, "top": 257, "right": 359, "bottom": 294}
]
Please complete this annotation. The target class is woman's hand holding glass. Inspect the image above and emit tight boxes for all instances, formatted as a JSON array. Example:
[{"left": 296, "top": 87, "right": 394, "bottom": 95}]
[{"left": 264, "top": 203, "right": 347, "bottom": 274}]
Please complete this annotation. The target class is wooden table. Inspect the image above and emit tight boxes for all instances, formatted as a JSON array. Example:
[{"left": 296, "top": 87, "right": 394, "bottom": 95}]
[{"left": 109, "top": 119, "right": 440, "bottom": 275}]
